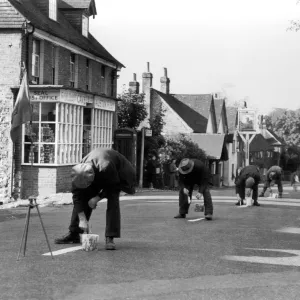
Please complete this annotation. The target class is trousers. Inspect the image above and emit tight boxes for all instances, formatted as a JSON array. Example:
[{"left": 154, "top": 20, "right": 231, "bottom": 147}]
[
  {"left": 69, "top": 189, "right": 121, "bottom": 238},
  {"left": 178, "top": 184, "right": 213, "bottom": 216}
]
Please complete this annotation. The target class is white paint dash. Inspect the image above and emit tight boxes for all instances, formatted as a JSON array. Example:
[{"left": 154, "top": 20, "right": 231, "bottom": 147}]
[
  {"left": 43, "top": 246, "right": 82, "bottom": 256},
  {"left": 188, "top": 218, "right": 205, "bottom": 222},
  {"left": 276, "top": 227, "right": 300, "bottom": 234}
]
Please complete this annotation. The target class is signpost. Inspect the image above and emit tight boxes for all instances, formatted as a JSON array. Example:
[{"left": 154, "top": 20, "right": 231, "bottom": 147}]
[{"left": 237, "top": 108, "right": 259, "bottom": 166}]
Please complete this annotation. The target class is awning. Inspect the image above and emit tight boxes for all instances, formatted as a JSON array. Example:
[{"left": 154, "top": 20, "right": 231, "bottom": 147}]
[{"left": 189, "top": 134, "right": 228, "bottom": 161}]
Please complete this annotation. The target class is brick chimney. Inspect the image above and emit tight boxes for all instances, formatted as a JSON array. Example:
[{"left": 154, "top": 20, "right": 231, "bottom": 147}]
[
  {"left": 160, "top": 67, "right": 170, "bottom": 94},
  {"left": 142, "top": 62, "right": 153, "bottom": 124},
  {"left": 129, "top": 73, "right": 140, "bottom": 94}
]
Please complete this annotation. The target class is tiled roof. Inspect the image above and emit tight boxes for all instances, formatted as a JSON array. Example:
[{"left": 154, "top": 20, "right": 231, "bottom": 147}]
[
  {"left": 267, "top": 129, "right": 285, "bottom": 145},
  {"left": 172, "top": 94, "right": 213, "bottom": 119},
  {"left": 153, "top": 89, "right": 208, "bottom": 133},
  {"left": 226, "top": 106, "right": 238, "bottom": 133},
  {"left": 250, "top": 134, "right": 272, "bottom": 151},
  {"left": 58, "top": 0, "right": 93, "bottom": 9},
  {"left": 189, "top": 134, "right": 227, "bottom": 160},
  {"left": 4, "top": 0, "right": 123, "bottom": 67}
]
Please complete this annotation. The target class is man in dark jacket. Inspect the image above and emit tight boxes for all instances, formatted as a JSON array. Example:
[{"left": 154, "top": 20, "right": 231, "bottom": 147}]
[
  {"left": 235, "top": 165, "right": 261, "bottom": 206},
  {"left": 174, "top": 158, "right": 213, "bottom": 220},
  {"left": 55, "top": 148, "right": 136, "bottom": 250},
  {"left": 259, "top": 165, "right": 283, "bottom": 198}
]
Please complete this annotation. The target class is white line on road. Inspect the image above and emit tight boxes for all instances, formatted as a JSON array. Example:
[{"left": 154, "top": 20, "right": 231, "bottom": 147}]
[
  {"left": 43, "top": 246, "right": 82, "bottom": 256},
  {"left": 188, "top": 218, "right": 205, "bottom": 222},
  {"left": 276, "top": 227, "right": 300, "bottom": 234}
]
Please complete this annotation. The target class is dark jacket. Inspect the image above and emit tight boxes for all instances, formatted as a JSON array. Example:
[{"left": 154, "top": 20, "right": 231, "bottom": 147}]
[
  {"left": 178, "top": 159, "right": 212, "bottom": 193},
  {"left": 235, "top": 165, "right": 261, "bottom": 192},
  {"left": 266, "top": 165, "right": 282, "bottom": 182},
  {"left": 72, "top": 148, "right": 136, "bottom": 212}
]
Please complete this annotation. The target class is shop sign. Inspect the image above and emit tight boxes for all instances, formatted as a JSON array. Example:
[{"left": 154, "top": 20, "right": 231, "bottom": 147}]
[
  {"left": 60, "top": 90, "right": 93, "bottom": 106},
  {"left": 31, "top": 90, "right": 59, "bottom": 102},
  {"left": 94, "top": 96, "right": 115, "bottom": 111}
]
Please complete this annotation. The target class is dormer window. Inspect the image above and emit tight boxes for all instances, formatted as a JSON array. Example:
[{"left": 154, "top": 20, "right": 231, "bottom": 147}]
[
  {"left": 82, "top": 15, "right": 89, "bottom": 37},
  {"left": 49, "top": 0, "right": 57, "bottom": 21}
]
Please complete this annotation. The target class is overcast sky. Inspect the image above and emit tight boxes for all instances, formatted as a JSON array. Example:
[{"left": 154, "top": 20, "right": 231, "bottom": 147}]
[{"left": 90, "top": 0, "right": 300, "bottom": 114}]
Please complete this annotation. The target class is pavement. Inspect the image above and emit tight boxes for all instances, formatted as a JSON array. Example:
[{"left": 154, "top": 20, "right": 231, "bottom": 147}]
[{"left": 1, "top": 188, "right": 300, "bottom": 299}]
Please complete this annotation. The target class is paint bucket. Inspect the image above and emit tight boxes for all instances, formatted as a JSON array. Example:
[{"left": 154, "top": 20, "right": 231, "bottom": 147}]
[
  {"left": 245, "top": 197, "right": 252, "bottom": 207},
  {"left": 81, "top": 234, "right": 99, "bottom": 251},
  {"left": 194, "top": 204, "right": 204, "bottom": 212}
]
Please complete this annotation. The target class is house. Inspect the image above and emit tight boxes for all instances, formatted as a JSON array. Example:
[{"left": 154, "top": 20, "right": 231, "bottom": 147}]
[
  {"left": 130, "top": 63, "right": 229, "bottom": 186},
  {"left": 0, "top": 0, "right": 124, "bottom": 199},
  {"left": 226, "top": 107, "right": 285, "bottom": 185}
]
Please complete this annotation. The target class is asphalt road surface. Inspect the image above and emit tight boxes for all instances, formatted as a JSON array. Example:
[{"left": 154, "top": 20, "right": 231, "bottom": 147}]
[{"left": 1, "top": 192, "right": 300, "bottom": 300}]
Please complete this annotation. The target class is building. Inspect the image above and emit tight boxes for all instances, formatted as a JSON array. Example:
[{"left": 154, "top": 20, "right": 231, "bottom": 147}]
[
  {"left": 130, "top": 63, "right": 229, "bottom": 186},
  {"left": 0, "top": 0, "right": 124, "bottom": 199}
]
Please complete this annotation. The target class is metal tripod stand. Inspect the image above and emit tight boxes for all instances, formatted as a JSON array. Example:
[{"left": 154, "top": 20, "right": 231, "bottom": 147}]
[{"left": 17, "top": 196, "right": 54, "bottom": 260}]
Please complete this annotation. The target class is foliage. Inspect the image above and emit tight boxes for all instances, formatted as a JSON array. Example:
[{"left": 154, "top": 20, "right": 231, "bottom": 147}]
[
  {"left": 288, "top": 1, "right": 300, "bottom": 31},
  {"left": 280, "top": 145, "right": 300, "bottom": 171},
  {"left": 149, "top": 108, "right": 165, "bottom": 137},
  {"left": 157, "top": 134, "right": 207, "bottom": 164},
  {"left": 117, "top": 91, "right": 147, "bottom": 129}
]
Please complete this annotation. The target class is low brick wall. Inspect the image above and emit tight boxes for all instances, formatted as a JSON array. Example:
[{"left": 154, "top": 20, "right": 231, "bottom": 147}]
[{"left": 21, "top": 165, "right": 73, "bottom": 199}]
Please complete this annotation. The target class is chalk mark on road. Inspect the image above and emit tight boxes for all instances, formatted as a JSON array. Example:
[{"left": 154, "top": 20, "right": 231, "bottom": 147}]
[
  {"left": 43, "top": 246, "right": 82, "bottom": 256},
  {"left": 276, "top": 227, "right": 300, "bottom": 234},
  {"left": 223, "top": 248, "right": 300, "bottom": 266},
  {"left": 188, "top": 218, "right": 205, "bottom": 222}
]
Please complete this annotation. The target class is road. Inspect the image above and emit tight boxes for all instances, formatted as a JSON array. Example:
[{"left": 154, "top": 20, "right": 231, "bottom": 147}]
[{"left": 1, "top": 190, "right": 300, "bottom": 300}]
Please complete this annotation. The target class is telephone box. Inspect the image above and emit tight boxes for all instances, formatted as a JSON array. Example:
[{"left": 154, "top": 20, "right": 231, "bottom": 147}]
[{"left": 114, "top": 128, "right": 137, "bottom": 168}]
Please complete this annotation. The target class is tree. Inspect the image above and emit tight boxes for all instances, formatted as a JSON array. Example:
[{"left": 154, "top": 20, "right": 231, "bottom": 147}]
[
  {"left": 288, "top": 1, "right": 300, "bottom": 31},
  {"left": 117, "top": 91, "right": 147, "bottom": 129},
  {"left": 272, "top": 111, "right": 300, "bottom": 146},
  {"left": 158, "top": 134, "right": 207, "bottom": 164}
]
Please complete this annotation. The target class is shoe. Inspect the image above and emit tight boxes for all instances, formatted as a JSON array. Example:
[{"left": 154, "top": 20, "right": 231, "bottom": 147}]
[
  {"left": 105, "top": 237, "right": 116, "bottom": 250},
  {"left": 205, "top": 214, "right": 213, "bottom": 221},
  {"left": 253, "top": 202, "right": 260, "bottom": 206},
  {"left": 55, "top": 232, "right": 80, "bottom": 244},
  {"left": 174, "top": 213, "right": 186, "bottom": 219},
  {"left": 235, "top": 201, "right": 244, "bottom": 206}
]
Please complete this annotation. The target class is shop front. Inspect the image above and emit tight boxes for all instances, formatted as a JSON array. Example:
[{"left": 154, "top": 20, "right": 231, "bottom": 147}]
[{"left": 21, "top": 87, "right": 116, "bottom": 198}]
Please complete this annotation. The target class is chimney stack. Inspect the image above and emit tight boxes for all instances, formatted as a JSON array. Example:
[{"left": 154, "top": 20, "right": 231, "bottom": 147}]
[
  {"left": 142, "top": 62, "right": 153, "bottom": 125},
  {"left": 129, "top": 73, "right": 140, "bottom": 94},
  {"left": 160, "top": 67, "right": 170, "bottom": 94}
]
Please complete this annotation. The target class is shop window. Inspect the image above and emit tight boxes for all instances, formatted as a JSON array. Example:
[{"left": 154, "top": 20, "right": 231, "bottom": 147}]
[
  {"left": 92, "top": 109, "right": 114, "bottom": 149},
  {"left": 32, "top": 40, "right": 40, "bottom": 84},
  {"left": 82, "top": 108, "right": 92, "bottom": 158},
  {"left": 232, "top": 140, "right": 235, "bottom": 153},
  {"left": 24, "top": 102, "right": 56, "bottom": 164}
]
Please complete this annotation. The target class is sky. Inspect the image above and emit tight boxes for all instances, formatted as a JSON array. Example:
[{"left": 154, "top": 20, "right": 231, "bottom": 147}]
[{"left": 90, "top": 0, "right": 300, "bottom": 114}]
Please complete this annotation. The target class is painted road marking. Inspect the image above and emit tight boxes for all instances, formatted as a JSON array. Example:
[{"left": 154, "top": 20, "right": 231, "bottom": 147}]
[
  {"left": 188, "top": 218, "right": 205, "bottom": 222},
  {"left": 223, "top": 248, "right": 300, "bottom": 266},
  {"left": 43, "top": 246, "right": 82, "bottom": 256},
  {"left": 276, "top": 227, "right": 300, "bottom": 234}
]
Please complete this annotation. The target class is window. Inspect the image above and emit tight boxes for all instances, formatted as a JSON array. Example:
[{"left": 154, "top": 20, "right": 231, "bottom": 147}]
[
  {"left": 82, "top": 108, "right": 91, "bottom": 158},
  {"left": 232, "top": 140, "right": 235, "bottom": 153},
  {"left": 24, "top": 103, "right": 56, "bottom": 164},
  {"left": 92, "top": 109, "right": 114, "bottom": 149},
  {"left": 82, "top": 15, "right": 89, "bottom": 37},
  {"left": 49, "top": 0, "right": 57, "bottom": 21},
  {"left": 70, "top": 53, "right": 76, "bottom": 87},
  {"left": 86, "top": 59, "right": 90, "bottom": 91},
  {"left": 57, "top": 103, "right": 83, "bottom": 164},
  {"left": 32, "top": 40, "right": 40, "bottom": 84},
  {"left": 52, "top": 45, "right": 56, "bottom": 85},
  {"left": 101, "top": 65, "right": 106, "bottom": 94}
]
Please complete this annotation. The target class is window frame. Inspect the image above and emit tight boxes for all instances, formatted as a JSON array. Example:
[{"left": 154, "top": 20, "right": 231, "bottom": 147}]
[
  {"left": 82, "top": 15, "right": 89, "bottom": 37},
  {"left": 32, "top": 39, "right": 40, "bottom": 84},
  {"left": 49, "top": 0, "right": 57, "bottom": 21}
]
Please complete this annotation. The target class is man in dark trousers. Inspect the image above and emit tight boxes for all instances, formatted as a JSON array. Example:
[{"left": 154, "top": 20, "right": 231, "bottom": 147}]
[
  {"left": 259, "top": 165, "right": 283, "bottom": 198},
  {"left": 235, "top": 165, "right": 261, "bottom": 206},
  {"left": 174, "top": 158, "right": 213, "bottom": 220},
  {"left": 55, "top": 148, "right": 136, "bottom": 250}
]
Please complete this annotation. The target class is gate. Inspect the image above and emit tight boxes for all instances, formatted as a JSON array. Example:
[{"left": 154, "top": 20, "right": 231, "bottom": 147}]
[{"left": 114, "top": 128, "right": 137, "bottom": 168}]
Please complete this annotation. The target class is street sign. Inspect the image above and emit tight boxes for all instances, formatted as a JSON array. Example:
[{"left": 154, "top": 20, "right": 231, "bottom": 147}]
[{"left": 145, "top": 129, "right": 152, "bottom": 137}]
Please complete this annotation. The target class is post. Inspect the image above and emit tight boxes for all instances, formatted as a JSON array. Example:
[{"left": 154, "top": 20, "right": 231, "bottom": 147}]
[{"left": 139, "top": 128, "right": 145, "bottom": 188}]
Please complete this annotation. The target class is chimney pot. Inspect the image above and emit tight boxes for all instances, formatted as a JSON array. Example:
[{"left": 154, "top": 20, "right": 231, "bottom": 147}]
[
  {"left": 147, "top": 62, "right": 150, "bottom": 72},
  {"left": 164, "top": 68, "right": 167, "bottom": 77},
  {"left": 133, "top": 73, "right": 136, "bottom": 81}
]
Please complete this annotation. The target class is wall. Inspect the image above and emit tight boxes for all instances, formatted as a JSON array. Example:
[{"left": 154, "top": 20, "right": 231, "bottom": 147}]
[
  {"left": 21, "top": 165, "right": 72, "bottom": 198},
  {"left": 0, "top": 31, "right": 22, "bottom": 201}
]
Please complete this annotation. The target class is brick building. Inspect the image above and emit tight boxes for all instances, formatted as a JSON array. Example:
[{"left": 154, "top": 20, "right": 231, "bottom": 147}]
[{"left": 0, "top": 0, "right": 124, "bottom": 199}]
